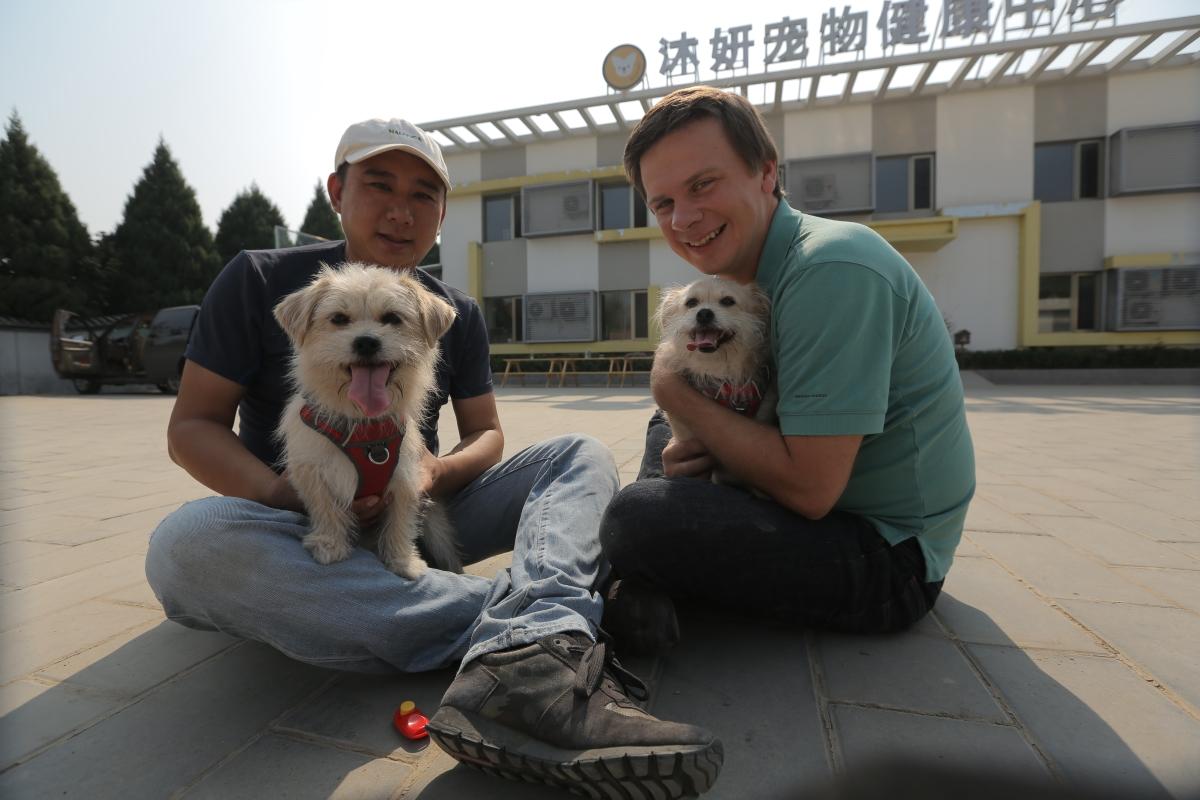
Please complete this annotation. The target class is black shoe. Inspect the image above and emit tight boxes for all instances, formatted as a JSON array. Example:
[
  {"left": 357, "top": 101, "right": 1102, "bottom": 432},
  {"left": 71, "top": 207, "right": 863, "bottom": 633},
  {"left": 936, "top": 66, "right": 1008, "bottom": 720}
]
[
  {"left": 427, "top": 632, "right": 723, "bottom": 799},
  {"left": 601, "top": 577, "right": 681, "bottom": 657}
]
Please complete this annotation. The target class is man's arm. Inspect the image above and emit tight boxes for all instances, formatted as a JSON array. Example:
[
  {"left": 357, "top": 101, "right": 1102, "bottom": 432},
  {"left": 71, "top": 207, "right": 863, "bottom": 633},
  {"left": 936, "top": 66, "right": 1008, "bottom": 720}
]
[
  {"left": 652, "top": 365, "right": 861, "bottom": 520},
  {"left": 167, "top": 359, "right": 301, "bottom": 510},
  {"left": 421, "top": 392, "right": 504, "bottom": 497}
]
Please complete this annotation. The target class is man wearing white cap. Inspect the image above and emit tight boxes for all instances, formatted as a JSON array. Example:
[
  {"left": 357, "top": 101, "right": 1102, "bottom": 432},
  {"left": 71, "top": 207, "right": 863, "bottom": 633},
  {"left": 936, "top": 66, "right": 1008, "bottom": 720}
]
[{"left": 146, "top": 118, "right": 721, "bottom": 799}]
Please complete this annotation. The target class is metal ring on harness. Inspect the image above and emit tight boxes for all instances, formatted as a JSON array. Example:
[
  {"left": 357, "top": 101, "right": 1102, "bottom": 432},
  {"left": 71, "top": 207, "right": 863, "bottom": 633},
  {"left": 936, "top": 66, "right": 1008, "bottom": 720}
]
[{"left": 367, "top": 445, "right": 391, "bottom": 465}]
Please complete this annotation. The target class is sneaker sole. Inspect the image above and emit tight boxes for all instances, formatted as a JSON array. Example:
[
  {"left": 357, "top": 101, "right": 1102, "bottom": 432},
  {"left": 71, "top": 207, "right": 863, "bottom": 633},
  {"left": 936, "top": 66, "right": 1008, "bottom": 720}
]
[{"left": 427, "top": 706, "right": 723, "bottom": 799}]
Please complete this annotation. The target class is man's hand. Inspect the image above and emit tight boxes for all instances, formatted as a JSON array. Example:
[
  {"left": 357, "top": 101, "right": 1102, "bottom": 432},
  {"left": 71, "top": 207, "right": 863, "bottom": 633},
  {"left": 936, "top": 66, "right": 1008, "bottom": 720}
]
[
  {"left": 662, "top": 436, "right": 716, "bottom": 480},
  {"left": 264, "top": 471, "right": 305, "bottom": 513},
  {"left": 418, "top": 449, "right": 444, "bottom": 497},
  {"left": 269, "top": 470, "right": 391, "bottom": 528}
]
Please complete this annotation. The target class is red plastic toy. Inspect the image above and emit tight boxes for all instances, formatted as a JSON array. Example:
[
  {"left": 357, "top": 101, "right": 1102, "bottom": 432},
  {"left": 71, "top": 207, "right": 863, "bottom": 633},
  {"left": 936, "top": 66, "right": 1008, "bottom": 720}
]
[{"left": 393, "top": 700, "right": 429, "bottom": 740}]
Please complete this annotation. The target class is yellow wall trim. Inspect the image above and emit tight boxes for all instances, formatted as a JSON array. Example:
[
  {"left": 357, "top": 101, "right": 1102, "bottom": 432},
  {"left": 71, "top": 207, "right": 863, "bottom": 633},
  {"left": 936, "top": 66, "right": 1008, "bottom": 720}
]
[
  {"left": 1020, "top": 331, "right": 1200, "bottom": 346},
  {"left": 450, "top": 166, "right": 626, "bottom": 197},
  {"left": 594, "top": 227, "right": 662, "bottom": 243},
  {"left": 867, "top": 216, "right": 958, "bottom": 252},
  {"left": 1103, "top": 253, "right": 1196, "bottom": 270}
]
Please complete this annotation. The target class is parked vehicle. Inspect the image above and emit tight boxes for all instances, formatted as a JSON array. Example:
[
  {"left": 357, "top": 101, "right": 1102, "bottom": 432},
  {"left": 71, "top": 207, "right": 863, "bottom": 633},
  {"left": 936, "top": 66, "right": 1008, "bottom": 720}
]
[{"left": 51, "top": 305, "right": 199, "bottom": 394}]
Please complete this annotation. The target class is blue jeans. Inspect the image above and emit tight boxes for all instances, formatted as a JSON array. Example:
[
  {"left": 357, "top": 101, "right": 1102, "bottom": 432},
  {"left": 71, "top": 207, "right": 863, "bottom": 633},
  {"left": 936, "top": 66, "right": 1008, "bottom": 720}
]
[{"left": 145, "top": 434, "right": 618, "bottom": 673}]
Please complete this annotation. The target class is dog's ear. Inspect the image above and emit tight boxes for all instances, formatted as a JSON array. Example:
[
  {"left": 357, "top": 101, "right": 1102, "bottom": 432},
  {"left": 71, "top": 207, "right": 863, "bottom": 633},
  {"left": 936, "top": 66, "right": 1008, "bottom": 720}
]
[
  {"left": 655, "top": 284, "right": 685, "bottom": 327},
  {"left": 274, "top": 267, "right": 334, "bottom": 345},
  {"left": 418, "top": 291, "right": 457, "bottom": 348}
]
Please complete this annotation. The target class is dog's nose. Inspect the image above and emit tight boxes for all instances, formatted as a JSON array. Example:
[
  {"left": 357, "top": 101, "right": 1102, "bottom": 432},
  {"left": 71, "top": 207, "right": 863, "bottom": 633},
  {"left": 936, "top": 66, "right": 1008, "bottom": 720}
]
[
  {"left": 695, "top": 308, "right": 715, "bottom": 325},
  {"left": 352, "top": 335, "right": 381, "bottom": 358}
]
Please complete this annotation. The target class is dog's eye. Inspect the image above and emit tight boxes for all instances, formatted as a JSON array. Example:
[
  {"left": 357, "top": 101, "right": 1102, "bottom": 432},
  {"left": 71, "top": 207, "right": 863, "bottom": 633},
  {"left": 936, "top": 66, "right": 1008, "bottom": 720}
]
[
  {"left": 684, "top": 298, "right": 699, "bottom": 309},
  {"left": 719, "top": 296, "right": 736, "bottom": 307},
  {"left": 330, "top": 313, "right": 350, "bottom": 326},
  {"left": 381, "top": 312, "right": 402, "bottom": 326}
]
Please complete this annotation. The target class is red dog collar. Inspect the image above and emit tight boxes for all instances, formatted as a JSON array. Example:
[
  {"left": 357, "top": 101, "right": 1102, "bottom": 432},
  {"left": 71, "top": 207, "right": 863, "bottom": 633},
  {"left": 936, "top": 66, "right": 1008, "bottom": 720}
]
[{"left": 299, "top": 404, "right": 405, "bottom": 499}]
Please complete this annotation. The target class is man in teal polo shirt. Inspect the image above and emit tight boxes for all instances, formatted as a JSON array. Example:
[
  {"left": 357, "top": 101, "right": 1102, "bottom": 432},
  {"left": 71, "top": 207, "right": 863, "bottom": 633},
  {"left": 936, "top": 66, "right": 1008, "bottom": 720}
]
[{"left": 599, "top": 86, "right": 974, "bottom": 648}]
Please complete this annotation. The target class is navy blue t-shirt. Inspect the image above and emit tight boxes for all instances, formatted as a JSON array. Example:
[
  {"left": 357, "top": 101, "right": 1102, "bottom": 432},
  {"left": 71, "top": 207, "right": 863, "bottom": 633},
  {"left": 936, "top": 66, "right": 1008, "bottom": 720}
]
[{"left": 185, "top": 241, "right": 493, "bottom": 469}]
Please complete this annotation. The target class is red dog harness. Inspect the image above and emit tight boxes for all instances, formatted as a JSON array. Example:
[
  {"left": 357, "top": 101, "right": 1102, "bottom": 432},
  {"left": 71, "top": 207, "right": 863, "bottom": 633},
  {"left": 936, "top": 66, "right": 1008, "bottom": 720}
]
[
  {"left": 300, "top": 404, "right": 405, "bottom": 500},
  {"left": 707, "top": 380, "right": 765, "bottom": 418}
]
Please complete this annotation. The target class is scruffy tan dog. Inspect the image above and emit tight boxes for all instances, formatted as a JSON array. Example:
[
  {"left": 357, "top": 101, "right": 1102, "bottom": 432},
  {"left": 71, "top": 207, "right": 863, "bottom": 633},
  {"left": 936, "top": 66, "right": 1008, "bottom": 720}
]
[
  {"left": 655, "top": 276, "right": 776, "bottom": 486},
  {"left": 273, "top": 263, "right": 462, "bottom": 579}
]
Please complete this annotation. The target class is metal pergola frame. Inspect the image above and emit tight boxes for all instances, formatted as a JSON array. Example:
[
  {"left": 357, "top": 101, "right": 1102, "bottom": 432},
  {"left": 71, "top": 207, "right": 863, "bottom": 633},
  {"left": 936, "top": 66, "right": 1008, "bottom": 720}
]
[{"left": 420, "top": 15, "right": 1200, "bottom": 154}]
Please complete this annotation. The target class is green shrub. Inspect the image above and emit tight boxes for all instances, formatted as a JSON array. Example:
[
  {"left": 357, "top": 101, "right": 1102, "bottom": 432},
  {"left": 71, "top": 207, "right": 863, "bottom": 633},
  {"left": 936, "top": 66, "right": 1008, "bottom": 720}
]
[{"left": 957, "top": 346, "right": 1200, "bottom": 370}]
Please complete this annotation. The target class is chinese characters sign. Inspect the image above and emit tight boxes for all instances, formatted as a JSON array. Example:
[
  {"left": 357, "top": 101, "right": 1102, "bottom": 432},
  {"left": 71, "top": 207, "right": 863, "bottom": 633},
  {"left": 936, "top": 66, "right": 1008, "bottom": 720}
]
[{"left": 651, "top": 0, "right": 1121, "bottom": 81}]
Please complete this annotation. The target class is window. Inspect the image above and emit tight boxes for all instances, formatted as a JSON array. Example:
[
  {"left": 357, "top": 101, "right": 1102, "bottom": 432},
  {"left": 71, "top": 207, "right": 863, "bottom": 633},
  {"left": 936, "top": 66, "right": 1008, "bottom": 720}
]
[
  {"left": 1034, "top": 140, "right": 1103, "bottom": 202},
  {"left": 1038, "top": 273, "right": 1100, "bottom": 332},
  {"left": 598, "top": 182, "right": 649, "bottom": 230},
  {"left": 483, "top": 194, "right": 520, "bottom": 242},
  {"left": 522, "top": 181, "right": 594, "bottom": 237},
  {"left": 600, "top": 290, "right": 648, "bottom": 340},
  {"left": 785, "top": 153, "right": 873, "bottom": 215},
  {"left": 875, "top": 154, "right": 934, "bottom": 214},
  {"left": 484, "top": 296, "right": 523, "bottom": 343}
]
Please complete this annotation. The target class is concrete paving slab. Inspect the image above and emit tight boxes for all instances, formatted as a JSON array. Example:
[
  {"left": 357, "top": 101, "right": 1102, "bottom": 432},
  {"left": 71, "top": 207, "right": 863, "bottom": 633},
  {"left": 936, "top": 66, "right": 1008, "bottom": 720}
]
[
  {"left": 0, "top": 553, "right": 148, "bottom": 631},
  {"left": 396, "top": 746, "right": 568, "bottom": 799},
  {"left": 653, "top": 612, "right": 830, "bottom": 800},
  {"left": 1059, "top": 600, "right": 1200, "bottom": 712},
  {"left": 815, "top": 629, "right": 1008, "bottom": 722},
  {"left": 1071, "top": 500, "right": 1200, "bottom": 543},
  {"left": 0, "top": 599, "right": 161, "bottom": 683},
  {"left": 0, "top": 643, "right": 331, "bottom": 800},
  {"left": 968, "top": 644, "right": 1200, "bottom": 799},
  {"left": 935, "top": 557, "right": 1104, "bottom": 653},
  {"left": 0, "top": 678, "right": 121, "bottom": 770},
  {"left": 963, "top": 496, "right": 1046, "bottom": 533},
  {"left": 2, "top": 530, "right": 147, "bottom": 589},
  {"left": 35, "top": 620, "right": 238, "bottom": 698},
  {"left": 831, "top": 704, "right": 1050, "bottom": 780},
  {"left": 1114, "top": 566, "right": 1200, "bottom": 612},
  {"left": 276, "top": 672, "right": 455, "bottom": 761},
  {"left": 1035, "top": 515, "right": 1196, "bottom": 568},
  {"left": 974, "top": 484, "right": 1090, "bottom": 517},
  {"left": 181, "top": 733, "right": 412, "bottom": 800},
  {"left": 0, "top": 539, "right": 66, "bottom": 567},
  {"left": 969, "top": 531, "right": 1168, "bottom": 605}
]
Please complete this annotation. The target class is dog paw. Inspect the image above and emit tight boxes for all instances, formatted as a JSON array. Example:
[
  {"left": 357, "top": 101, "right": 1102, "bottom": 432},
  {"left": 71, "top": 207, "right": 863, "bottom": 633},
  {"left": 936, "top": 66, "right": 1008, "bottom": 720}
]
[
  {"left": 303, "top": 533, "right": 354, "bottom": 565},
  {"left": 387, "top": 554, "right": 428, "bottom": 580}
]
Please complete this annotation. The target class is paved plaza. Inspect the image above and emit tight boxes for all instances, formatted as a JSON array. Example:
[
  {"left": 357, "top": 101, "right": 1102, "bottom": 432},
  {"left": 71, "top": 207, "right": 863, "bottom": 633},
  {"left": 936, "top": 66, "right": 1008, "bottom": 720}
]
[{"left": 0, "top": 379, "right": 1197, "bottom": 799}]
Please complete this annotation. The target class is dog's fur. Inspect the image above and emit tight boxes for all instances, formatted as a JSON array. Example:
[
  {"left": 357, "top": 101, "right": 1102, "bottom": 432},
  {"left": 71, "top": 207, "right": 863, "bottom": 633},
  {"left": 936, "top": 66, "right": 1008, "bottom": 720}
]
[
  {"left": 273, "top": 263, "right": 462, "bottom": 579},
  {"left": 654, "top": 276, "right": 777, "bottom": 487}
]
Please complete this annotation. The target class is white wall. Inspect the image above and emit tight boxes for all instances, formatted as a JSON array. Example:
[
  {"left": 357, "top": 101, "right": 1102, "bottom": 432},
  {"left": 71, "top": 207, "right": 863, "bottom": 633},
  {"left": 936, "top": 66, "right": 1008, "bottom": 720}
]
[
  {"left": 937, "top": 86, "right": 1034, "bottom": 207},
  {"left": 1105, "top": 194, "right": 1200, "bottom": 257},
  {"left": 440, "top": 195, "right": 481, "bottom": 292},
  {"left": 444, "top": 151, "right": 481, "bottom": 186},
  {"left": 782, "top": 105, "right": 872, "bottom": 159},
  {"left": 526, "top": 235, "right": 598, "bottom": 293},
  {"left": 526, "top": 137, "right": 598, "bottom": 175},
  {"left": 0, "top": 330, "right": 74, "bottom": 395},
  {"left": 1107, "top": 66, "right": 1200, "bottom": 132},
  {"left": 648, "top": 239, "right": 699, "bottom": 289},
  {"left": 906, "top": 218, "right": 1021, "bottom": 350}
]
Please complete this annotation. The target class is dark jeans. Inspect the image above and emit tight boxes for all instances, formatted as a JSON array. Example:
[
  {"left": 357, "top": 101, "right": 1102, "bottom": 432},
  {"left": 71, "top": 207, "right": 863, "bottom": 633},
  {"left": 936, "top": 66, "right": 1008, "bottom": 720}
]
[{"left": 599, "top": 411, "right": 943, "bottom": 634}]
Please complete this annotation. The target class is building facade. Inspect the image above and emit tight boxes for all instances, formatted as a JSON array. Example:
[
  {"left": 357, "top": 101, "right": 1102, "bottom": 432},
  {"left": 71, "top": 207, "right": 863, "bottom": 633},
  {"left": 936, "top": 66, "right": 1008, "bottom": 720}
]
[{"left": 421, "top": 15, "right": 1200, "bottom": 356}]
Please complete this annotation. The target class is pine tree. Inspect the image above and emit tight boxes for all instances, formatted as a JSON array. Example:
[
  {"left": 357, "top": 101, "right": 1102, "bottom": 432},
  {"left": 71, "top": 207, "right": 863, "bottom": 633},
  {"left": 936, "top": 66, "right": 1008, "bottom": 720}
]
[
  {"left": 108, "top": 139, "right": 220, "bottom": 311},
  {"left": 215, "top": 183, "right": 286, "bottom": 265},
  {"left": 299, "top": 180, "right": 343, "bottom": 240},
  {"left": 0, "top": 111, "right": 101, "bottom": 321}
]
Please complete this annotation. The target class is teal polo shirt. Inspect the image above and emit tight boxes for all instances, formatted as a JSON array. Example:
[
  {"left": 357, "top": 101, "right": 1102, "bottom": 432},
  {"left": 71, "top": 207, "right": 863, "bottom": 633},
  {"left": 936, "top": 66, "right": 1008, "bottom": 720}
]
[{"left": 754, "top": 201, "right": 975, "bottom": 582}]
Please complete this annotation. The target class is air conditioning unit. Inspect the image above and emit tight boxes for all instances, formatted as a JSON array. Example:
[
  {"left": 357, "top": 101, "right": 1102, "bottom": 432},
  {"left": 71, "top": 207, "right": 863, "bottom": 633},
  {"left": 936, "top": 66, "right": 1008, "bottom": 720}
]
[
  {"left": 1106, "top": 266, "right": 1200, "bottom": 331},
  {"left": 562, "top": 194, "right": 588, "bottom": 220},
  {"left": 801, "top": 174, "right": 837, "bottom": 210},
  {"left": 524, "top": 291, "right": 597, "bottom": 342}
]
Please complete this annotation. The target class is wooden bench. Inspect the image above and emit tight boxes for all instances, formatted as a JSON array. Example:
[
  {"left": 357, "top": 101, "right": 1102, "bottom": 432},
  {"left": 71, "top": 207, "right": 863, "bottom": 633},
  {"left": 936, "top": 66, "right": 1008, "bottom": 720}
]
[{"left": 499, "top": 353, "right": 656, "bottom": 388}]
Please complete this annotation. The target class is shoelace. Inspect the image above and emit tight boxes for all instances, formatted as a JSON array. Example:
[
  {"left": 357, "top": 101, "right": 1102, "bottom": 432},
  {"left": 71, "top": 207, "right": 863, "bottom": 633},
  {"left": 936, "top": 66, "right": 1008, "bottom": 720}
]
[{"left": 569, "top": 636, "right": 650, "bottom": 703}]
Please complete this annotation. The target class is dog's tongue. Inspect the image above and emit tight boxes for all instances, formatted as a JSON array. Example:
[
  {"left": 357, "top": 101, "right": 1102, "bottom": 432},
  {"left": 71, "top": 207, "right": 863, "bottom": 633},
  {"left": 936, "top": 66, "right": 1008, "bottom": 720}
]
[
  {"left": 348, "top": 365, "right": 391, "bottom": 417},
  {"left": 687, "top": 331, "right": 720, "bottom": 352}
]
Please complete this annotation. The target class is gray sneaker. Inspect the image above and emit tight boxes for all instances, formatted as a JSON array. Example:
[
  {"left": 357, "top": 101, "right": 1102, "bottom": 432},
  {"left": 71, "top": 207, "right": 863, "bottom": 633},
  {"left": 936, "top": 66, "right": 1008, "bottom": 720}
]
[{"left": 427, "top": 632, "right": 723, "bottom": 799}]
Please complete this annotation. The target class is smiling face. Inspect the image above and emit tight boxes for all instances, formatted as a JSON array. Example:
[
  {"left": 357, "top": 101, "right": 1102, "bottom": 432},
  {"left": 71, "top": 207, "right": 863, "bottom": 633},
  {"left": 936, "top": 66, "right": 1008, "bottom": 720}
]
[
  {"left": 640, "top": 117, "right": 779, "bottom": 285},
  {"left": 656, "top": 276, "right": 771, "bottom": 384},
  {"left": 327, "top": 149, "right": 446, "bottom": 270}
]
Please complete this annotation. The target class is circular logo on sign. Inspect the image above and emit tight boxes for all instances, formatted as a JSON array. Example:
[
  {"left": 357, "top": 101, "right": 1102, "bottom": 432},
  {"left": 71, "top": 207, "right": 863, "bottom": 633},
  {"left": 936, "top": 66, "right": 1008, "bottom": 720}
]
[{"left": 603, "top": 44, "right": 646, "bottom": 91}]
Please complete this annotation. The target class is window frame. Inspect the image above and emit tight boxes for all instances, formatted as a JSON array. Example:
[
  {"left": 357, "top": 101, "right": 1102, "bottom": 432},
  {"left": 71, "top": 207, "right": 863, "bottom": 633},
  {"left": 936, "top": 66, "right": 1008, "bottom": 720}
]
[
  {"left": 1037, "top": 272, "right": 1101, "bottom": 333},
  {"left": 597, "top": 181, "right": 649, "bottom": 231},
  {"left": 873, "top": 152, "right": 936, "bottom": 215},
  {"left": 482, "top": 193, "right": 521, "bottom": 242},
  {"left": 1034, "top": 138, "right": 1105, "bottom": 203},
  {"left": 484, "top": 295, "right": 524, "bottom": 343},
  {"left": 599, "top": 288, "right": 649, "bottom": 341}
]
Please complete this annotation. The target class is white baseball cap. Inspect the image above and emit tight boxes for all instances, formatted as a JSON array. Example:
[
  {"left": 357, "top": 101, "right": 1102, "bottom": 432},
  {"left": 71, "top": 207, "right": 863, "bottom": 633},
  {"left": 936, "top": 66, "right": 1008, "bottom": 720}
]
[{"left": 334, "top": 118, "right": 450, "bottom": 192}]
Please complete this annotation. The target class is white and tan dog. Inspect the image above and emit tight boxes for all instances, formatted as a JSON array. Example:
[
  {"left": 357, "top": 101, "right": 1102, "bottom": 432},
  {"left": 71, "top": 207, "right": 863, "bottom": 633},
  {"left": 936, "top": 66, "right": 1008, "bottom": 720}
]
[
  {"left": 654, "top": 276, "right": 776, "bottom": 487},
  {"left": 273, "top": 263, "right": 462, "bottom": 579}
]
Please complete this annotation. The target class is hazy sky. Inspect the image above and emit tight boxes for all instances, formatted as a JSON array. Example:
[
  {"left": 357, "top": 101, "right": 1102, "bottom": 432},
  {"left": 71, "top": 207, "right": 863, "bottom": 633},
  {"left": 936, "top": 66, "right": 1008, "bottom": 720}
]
[{"left": 1, "top": 0, "right": 1193, "bottom": 237}]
